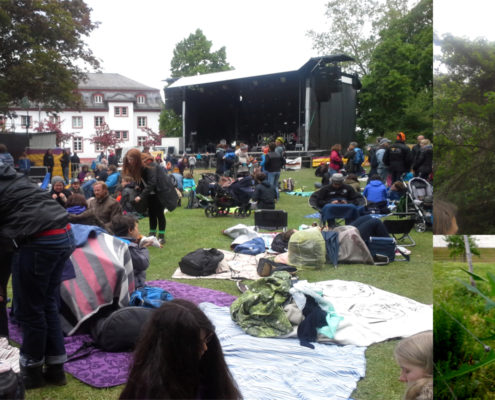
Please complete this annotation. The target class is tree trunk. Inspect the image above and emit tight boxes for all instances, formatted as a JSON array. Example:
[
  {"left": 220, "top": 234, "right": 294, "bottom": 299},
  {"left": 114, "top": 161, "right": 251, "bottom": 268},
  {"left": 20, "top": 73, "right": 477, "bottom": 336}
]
[{"left": 463, "top": 235, "right": 475, "bottom": 287}]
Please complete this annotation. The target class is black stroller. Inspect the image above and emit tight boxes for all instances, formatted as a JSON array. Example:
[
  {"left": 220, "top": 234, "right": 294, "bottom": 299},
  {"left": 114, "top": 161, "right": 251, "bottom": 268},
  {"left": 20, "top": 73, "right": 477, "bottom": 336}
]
[{"left": 204, "top": 176, "right": 255, "bottom": 218}]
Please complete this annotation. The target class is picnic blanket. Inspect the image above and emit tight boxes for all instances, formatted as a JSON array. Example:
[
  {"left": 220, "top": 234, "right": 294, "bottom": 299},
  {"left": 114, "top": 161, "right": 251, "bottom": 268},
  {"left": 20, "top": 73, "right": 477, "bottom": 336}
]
[
  {"left": 60, "top": 232, "right": 135, "bottom": 335},
  {"left": 172, "top": 249, "right": 266, "bottom": 280},
  {"left": 200, "top": 302, "right": 366, "bottom": 400},
  {"left": 9, "top": 280, "right": 237, "bottom": 388},
  {"left": 289, "top": 280, "right": 433, "bottom": 346}
]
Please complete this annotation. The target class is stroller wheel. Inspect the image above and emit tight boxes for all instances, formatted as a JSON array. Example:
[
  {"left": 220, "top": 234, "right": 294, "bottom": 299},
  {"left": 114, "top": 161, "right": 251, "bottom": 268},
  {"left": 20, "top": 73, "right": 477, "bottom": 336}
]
[
  {"left": 244, "top": 208, "right": 251, "bottom": 217},
  {"left": 415, "top": 221, "right": 426, "bottom": 232},
  {"left": 205, "top": 205, "right": 218, "bottom": 218},
  {"left": 234, "top": 208, "right": 241, "bottom": 218}
]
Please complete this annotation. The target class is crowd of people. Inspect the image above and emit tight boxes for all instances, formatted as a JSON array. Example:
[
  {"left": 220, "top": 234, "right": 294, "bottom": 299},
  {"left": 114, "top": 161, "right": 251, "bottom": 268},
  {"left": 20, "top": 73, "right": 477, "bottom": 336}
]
[{"left": 0, "top": 138, "right": 433, "bottom": 398}]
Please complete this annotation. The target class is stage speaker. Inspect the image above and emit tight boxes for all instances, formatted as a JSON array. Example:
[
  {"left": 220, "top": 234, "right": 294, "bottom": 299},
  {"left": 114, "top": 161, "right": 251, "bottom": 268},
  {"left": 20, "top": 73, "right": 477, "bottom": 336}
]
[{"left": 314, "top": 65, "right": 342, "bottom": 102}]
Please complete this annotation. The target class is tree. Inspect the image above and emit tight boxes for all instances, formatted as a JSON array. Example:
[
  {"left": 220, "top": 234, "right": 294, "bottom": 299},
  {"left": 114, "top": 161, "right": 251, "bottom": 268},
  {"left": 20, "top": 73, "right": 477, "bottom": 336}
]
[
  {"left": 34, "top": 118, "right": 74, "bottom": 147},
  {"left": 170, "top": 29, "right": 232, "bottom": 78},
  {"left": 159, "top": 108, "right": 182, "bottom": 138},
  {"left": 139, "top": 127, "right": 163, "bottom": 148},
  {"left": 434, "top": 35, "right": 495, "bottom": 232},
  {"left": 0, "top": 0, "right": 100, "bottom": 114},
  {"left": 90, "top": 123, "right": 124, "bottom": 153},
  {"left": 445, "top": 235, "right": 480, "bottom": 262},
  {"left": 357, "top": 0, "right": 433, "bottom": 138},
  {"left": 307, "top": 0, "right": 409, "bottom": 76}
]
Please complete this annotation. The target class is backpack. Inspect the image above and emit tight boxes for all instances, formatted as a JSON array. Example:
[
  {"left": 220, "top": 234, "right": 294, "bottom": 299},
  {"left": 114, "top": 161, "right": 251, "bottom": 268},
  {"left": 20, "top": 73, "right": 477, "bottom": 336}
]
[
  {"left": 354, "top": 148, "right": 364, "bottom": 165},
  {"left": 369, "top": 147, "right": 379, "bottom": 169},
  {"left": 179, "top": 248, "right": 224, "bottom": 276},
  {"left": 155, "top": 166, "right": 179, "bottom": 211},
  {"left": 0, "top": 365, "right": 24, "bottom": 400},
  {"left": 233, "top": 237, "right": 266, "bottom": 255},
  {"left": 129, "top": 286, "right": 174, "bottom": 308},
  {"left": 90, "top": 306, "right": 156, "bottom": 352},
  {"left": 282, "top": 178, "right": 294, "bottom": 191}
]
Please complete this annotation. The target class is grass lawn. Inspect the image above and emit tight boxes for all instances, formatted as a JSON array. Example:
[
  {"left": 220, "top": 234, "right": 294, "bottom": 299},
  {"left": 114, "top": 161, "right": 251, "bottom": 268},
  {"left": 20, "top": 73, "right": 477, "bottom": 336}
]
[
  {"left": 434, "top": 261, "right": 495, "bottom": 399},
  {"left": 24, "top": 167, "right": 433, "bottom": 399}
]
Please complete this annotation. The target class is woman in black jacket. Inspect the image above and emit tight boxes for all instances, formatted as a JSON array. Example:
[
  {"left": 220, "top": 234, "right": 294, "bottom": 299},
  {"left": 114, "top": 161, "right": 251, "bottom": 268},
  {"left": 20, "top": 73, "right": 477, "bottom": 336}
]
[
  {"left": 413, "top": 139, "right": 433, "bottom": 181},
  {"left": 43, "top": 148, "right": 54, "bottom": 175}
]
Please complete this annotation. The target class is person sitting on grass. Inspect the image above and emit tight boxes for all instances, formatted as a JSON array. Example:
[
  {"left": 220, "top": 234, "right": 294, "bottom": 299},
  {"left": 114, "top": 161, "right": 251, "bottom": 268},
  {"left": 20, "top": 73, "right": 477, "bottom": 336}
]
[
  {"left": 112, "top": 214, "right": 158, "bottom": 289},
  {"left": 50, "top": 175, "right": 72, "bottom": 207},
  {"left": 344, "top": 173, "right": 361, "bottom": 193},
  {"left": 363, "top": 175, "right": 388, "bottom": 212},
  {"left": 66, "top": 193, "right": 105, "bottom": 229},
  {"left": 119, "top": 176, "right": 141, "bottom": 217},
  {"left": 394, "top": 331, "right": 433, "bottom": 400},
  {"left": 388, "top": 181, "right": 407, "bottom": 202},
  {"left": 119, "top": 299, "right": 242, "bottom": 400},
  {"left": 252, "top": 172, "right": 277, "bottom": 210}
]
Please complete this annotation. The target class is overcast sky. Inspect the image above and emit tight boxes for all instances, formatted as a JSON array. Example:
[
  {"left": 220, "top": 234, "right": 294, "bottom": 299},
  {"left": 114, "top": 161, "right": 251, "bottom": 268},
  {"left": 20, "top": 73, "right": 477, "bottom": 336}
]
[
  {"left": 84, "top": 0, "right": 330, "bottom": 92},
  {"left": 435, "top": 0, "right": 495, "bottom": 40}
]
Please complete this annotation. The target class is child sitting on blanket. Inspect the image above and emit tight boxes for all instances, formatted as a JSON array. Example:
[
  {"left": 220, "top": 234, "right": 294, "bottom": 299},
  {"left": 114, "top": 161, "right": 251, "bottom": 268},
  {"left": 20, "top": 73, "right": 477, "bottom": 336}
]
[
  {"left": 112, "top": 215, "right": 159, "bottom": 288},
  {"left": 182, "top": 172, "right": 197, "bottom": 209},
  {"left": 119, "top": 299, "right": 242, "bottom": 400},
  {"left": 394, "top": 331, "right": 433, "bottom": 400},
  {"left": 252, "top": 172, "right": 277, "bottom": 210}
]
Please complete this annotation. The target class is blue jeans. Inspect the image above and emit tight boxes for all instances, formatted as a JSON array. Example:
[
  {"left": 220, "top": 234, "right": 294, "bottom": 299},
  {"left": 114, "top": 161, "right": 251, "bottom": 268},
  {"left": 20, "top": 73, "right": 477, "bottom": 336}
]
[
  {"left": 267, "top": 171, "right": 281, "bottom": 199},
  {"left": 82, "top": 179, "right": 96, "bottom": 199},
  {"left": 12, "top": 229, "right": 75, "bottom": 367},
  {"left": 63, "top": 166, "right": 70, "bottom": 184}
]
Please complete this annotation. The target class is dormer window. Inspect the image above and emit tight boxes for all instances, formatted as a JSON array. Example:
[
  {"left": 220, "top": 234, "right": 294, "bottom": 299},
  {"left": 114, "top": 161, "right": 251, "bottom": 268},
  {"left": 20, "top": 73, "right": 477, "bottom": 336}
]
[
  {"left": 94, "top": 94, "right": 103, "bottom": 104},
  {"left": 136, "top": 95, "right": 146, "bottom": 104}
]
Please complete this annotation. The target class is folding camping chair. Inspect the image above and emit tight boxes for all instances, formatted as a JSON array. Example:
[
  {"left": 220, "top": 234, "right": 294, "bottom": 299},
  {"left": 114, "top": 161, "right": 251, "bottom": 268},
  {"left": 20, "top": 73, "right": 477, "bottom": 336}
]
[
  {"left": 382, "top": 212, "right": 417, "bottom": 247},
  {"left": 254, "top": 210, "right": 288, "bottom": 232}
]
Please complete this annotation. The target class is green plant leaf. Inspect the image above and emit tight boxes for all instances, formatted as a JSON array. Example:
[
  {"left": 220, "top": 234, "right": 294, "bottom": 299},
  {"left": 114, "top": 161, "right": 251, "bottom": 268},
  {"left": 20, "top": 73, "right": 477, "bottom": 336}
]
[
  {"left": 460, "top": 267, "right": 486, "bottom": 282},
  {"left": 443, "top": 351, "right": 495, "bottom": 380}
]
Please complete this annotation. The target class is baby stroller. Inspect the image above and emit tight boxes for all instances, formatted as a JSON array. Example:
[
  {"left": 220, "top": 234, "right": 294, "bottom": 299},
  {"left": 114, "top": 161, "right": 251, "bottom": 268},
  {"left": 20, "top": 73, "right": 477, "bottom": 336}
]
[
  {"left": 400, "top": 177, "right": 433, "bottom": 232},
  {"left": 204, "top": 176, "right": 254, "bottom": 218}
]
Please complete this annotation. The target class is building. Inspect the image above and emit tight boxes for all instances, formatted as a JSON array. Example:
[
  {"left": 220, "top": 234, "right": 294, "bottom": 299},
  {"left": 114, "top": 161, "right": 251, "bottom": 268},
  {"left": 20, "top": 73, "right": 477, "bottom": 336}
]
[
  {"left": 1, "top": 73, "right": 163, "bottom": 161},
  {"left": 164, "top": 55, "right": 360, "bottom": 152}
]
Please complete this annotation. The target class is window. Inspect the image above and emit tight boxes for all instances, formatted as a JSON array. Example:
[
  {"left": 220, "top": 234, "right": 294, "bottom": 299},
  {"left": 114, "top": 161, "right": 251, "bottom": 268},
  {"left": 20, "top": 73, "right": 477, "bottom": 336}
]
[
  {"left": 114, "top": 106, "right": 128, "bottom": 117},
  {"left": 137, "top": 136, "right": 147, "bottom": 146},
  {"left": 48, "top": 115, "right": 59, "bottom": 124},
  {"left": 115, "top": 130, "right": 129, "bottom": 140},
  {"left": 21, "top": 115, "right": 31, "bottom": 128},
  {"left": 73, "top": 137, "right": 83, "bottom": 152},
  {"left": 94, "top": 94, "right": 103, "bottom": 104},
  {"left": 95, "top": 142, "right": 104, "bottom": 152},
  {"left": 94, "top": 116, "right": 104, "bottom": 127},
  {"left": 72, "top": 116, "right": 83, "bottom": 129},
  {"left": 136, "top": 95, "right": 146, "bottom": 104},
  {"left": 137, "top": 116, "right": 147, "bottom": 127}
]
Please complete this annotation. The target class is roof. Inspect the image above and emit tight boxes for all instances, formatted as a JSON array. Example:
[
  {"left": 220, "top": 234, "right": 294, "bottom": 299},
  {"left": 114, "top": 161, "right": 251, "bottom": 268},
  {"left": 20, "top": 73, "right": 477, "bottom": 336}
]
[
  {"left": 167, "top": 55, "right": 355, "bottom": 89},
  {"left": 79, "top": 73, "right": 159, "bottom": 91}
]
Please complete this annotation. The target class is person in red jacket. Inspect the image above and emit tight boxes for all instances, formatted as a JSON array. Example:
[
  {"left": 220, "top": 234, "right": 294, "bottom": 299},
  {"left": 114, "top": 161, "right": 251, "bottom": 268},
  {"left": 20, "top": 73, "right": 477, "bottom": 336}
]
[{"left": 329, "top": 144, "right": 343, "bottom": 174}]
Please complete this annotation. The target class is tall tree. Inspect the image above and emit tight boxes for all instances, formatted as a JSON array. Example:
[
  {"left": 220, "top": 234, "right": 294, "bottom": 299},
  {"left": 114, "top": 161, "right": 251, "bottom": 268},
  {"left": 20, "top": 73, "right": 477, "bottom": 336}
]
[
  {"left": 357, "top": 0, "right": 433, "bottom": 138},
  {"left": 170, "top": 29, "right": 232, "bottom": 78},
  {"left": 435, "top": 35, "right": 495, "bottom": 232},
  {"left": 307, "top": 0, "right": 409, "bottom": 76},
  {"left": 0, "top": 0, "right": 99, "bottom": 114}
]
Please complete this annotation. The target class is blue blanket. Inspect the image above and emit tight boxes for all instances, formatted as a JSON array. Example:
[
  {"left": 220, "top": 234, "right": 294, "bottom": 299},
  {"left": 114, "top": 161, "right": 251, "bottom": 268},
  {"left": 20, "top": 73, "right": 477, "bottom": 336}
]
[{"left": 200, "top": 302, "right": 366, "bottom": 400}]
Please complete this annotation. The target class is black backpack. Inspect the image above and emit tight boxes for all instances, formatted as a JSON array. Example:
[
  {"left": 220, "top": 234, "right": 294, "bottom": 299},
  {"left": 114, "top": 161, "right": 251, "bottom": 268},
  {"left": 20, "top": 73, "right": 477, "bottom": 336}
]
[
  {"left": 0, "top": 368, "right": 24, "bottom": 400},
  {"left": 90, "top": 306, "right": 156, "bottom": 352},
  {"left": 179, "top": 248, "right": 224, "bottom": 276},
  {"left": 155, "top": 166, "right": 179, "bottom": 211}
]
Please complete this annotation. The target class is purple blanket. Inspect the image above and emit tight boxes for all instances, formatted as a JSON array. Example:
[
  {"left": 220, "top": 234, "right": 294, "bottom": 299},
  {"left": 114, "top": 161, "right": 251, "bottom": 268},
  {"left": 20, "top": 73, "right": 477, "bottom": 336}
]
[{"left": 9, "top": 280, "right": 237, "bottom": 388}]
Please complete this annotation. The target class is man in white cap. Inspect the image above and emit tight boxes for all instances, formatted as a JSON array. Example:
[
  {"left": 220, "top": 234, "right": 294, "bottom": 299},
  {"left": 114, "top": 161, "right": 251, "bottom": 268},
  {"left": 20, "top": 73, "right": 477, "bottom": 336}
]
[{"left": 315, "top": 173, "right": 359, "bottom": 208}]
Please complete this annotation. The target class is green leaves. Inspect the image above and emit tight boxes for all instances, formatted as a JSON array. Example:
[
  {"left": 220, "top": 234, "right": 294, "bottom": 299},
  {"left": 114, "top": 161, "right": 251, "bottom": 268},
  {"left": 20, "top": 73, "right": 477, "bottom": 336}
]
[{"left": 170, "top": 29, "right": 232, "bottom": 78}]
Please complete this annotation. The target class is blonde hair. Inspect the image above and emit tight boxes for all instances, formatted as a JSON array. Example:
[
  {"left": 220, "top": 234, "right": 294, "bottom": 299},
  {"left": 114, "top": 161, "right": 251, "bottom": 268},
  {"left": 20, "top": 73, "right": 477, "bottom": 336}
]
[
  {"left": 433, "top": 199, "right": 458, "bottom": 234},
  {"left": 404, "top": 377, "right": 433, "bottom": 400},
  {"left": 420, "top": 139, "right": 431, "bottom": 146},
  {"left": 395, "top": 331, "right": 433, "bottom": 376}
]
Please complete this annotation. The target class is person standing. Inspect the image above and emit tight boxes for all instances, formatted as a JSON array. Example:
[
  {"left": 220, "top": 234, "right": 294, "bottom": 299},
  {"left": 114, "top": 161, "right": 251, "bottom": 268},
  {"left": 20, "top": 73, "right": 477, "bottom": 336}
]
[
  {"left": 43, "top": 149, "right": 54, "bottom": 175},
  {"left": 264, "top": 142, "right": 284, "bottom": 200},
  {"left": 0, "top": 162, "right": 75, "bottom": 389},
  {"left": 188, "top": 153, "right": 197, "bottom": 175},
  {"left": 383, "top": 132, "right": 412, "bottom": 184},
  {"left": 413, "top": 139, "right": 433, "bottom": 180},
  {"left": 60, "top": 148, "right": 71, "bottom": 184},
  {"left": 123, "top": 149, "right": 168, "bottom": 244},
  {"left": 376, "top": 139, "right": 391, "bottom": 184},
  {"left": 329, "top": 144, "right": 343, "bottom": 175},
  {"left": 411, "top": 135, "right": 425, "bottom": 176}
]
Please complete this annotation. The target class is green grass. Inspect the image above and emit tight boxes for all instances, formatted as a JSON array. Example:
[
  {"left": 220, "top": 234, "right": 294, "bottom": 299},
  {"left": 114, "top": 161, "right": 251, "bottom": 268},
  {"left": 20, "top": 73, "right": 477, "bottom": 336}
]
[
  {"left": 434, "top": 261, "right": 495, "bottom": 399},
  {"left": 24, "top": 168, "right": 433, "bottom": 399}
]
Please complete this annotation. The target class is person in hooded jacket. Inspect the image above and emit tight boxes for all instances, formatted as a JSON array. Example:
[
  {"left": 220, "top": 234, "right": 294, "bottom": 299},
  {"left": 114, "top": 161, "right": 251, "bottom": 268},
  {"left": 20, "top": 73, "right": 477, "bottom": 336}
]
[
  {"left": 252, "top": 172, "right": 277, "bottom": 209},
  {"left": 413, "top": 139, "right": 433, "bottom": 180},
  {"left": 0, "top": 162, "right": 75, "bottom": 389}
]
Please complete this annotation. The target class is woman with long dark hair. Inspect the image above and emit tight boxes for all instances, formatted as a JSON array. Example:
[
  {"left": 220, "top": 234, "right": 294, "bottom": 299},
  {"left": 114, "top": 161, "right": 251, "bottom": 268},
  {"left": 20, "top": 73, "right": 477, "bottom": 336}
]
[
  {"left": 122, "top": 149, "right": 167, "bottom": 244},
  {"left": 120, "top": 299, "right": 242, "bottom": 400}
]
